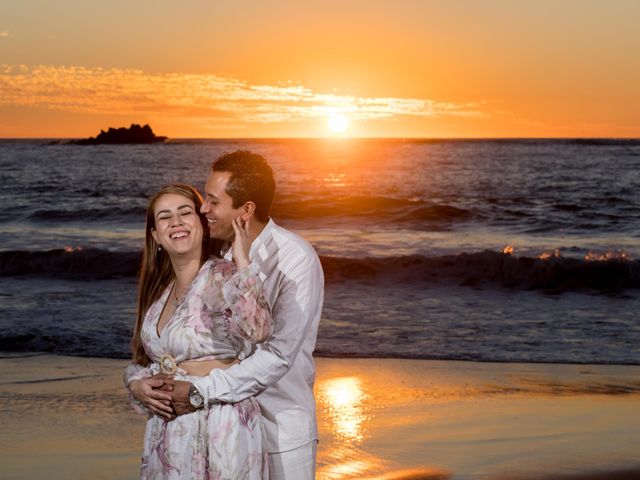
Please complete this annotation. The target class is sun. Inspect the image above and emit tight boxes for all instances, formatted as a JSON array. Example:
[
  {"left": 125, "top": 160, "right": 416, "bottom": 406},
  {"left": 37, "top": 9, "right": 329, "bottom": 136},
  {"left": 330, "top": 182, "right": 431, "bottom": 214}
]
[{"left": 327, "top": 113, "right": 349, "bottom": 134}]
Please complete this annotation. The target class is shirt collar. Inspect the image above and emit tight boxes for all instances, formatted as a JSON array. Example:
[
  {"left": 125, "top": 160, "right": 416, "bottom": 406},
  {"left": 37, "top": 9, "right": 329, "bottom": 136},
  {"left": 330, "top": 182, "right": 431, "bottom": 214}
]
[{"left": 250, "top": 218, "right": 275, "bottom": 257}]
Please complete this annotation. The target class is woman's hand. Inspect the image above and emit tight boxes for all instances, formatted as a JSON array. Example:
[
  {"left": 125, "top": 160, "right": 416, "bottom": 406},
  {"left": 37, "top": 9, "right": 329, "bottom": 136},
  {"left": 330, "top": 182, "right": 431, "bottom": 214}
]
[
  {"left": 129, "top": 375, "right": 176, "bottom": 419},
  {"left": 231, "top": 216, "right": 251, "bottom": 270}
]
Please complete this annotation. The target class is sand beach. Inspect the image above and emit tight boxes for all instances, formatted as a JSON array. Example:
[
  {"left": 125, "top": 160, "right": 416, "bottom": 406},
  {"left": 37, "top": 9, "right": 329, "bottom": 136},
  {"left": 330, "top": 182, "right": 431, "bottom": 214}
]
[{"left": 1, "top": 354, "right": 639, "bottom": 480}]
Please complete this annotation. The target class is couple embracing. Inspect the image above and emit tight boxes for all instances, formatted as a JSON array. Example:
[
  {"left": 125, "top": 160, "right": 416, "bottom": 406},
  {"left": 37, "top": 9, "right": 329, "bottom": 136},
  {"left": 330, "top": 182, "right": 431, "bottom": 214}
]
[{"left": 123, "top": 150, "right": 324, "bottom": 479}]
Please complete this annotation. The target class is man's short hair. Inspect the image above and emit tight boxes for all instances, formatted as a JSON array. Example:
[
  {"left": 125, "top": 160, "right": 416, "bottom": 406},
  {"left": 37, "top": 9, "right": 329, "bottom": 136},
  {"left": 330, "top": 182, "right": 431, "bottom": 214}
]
[{"left": 211, "top": 150, "right": 276, "bottom": 223}]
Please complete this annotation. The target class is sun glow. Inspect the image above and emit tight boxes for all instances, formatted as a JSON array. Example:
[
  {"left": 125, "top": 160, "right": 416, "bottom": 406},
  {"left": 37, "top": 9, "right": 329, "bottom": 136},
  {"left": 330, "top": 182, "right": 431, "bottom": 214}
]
[{"left": 327, "top": 113, "right": 349, "bottom": 134}]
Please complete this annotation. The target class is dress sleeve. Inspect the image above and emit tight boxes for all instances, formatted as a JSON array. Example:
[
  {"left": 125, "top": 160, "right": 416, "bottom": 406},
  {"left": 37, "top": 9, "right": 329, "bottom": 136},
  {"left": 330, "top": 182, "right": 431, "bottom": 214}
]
[
  {"left": 123, "top": 363, "right": 153, "bottom": 416},
  {"left": 220, "top": 262, "right": 272, "bottom": 343},
  {"left": 189, "top": 248, "right": 324, "bottom": 405}
]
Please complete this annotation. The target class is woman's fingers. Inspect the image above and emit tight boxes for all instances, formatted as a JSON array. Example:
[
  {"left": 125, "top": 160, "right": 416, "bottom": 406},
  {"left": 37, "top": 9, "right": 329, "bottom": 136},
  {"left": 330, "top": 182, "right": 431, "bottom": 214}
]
[
  {"left": 231, "top": 217, "right": 251, "bottom": 269},
  {"left": 151, "top": 399, "right": 173, "bottom": 414},
  {"left": 130, "top": 378, "right": 176, "bottom": 419},
  {"left": 232, "top": 217, "right": 245, "bottom": 238},
  {"left": 149, "top": 402, "right": 174, "bottom": 419},
  {"left": 146, "top": 377, "right": 165, "bottom": 389},
  {"left": 145, "top": 384, "right": 173, "bottom": 402},
  {"left": 233, "top": 216, "right": 250, "bottom": 235},
  {"left": 152, "top": 390, "right": 174, "bottom": 402},
  {"left": 145, "top": 391, "right": 175, "bottom": 418}
]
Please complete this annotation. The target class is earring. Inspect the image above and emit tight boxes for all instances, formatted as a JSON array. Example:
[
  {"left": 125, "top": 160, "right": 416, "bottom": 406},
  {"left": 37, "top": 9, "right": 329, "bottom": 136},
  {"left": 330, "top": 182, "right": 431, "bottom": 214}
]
[{"left": 157, "top": 245, "right": 162, "bottom": 252}]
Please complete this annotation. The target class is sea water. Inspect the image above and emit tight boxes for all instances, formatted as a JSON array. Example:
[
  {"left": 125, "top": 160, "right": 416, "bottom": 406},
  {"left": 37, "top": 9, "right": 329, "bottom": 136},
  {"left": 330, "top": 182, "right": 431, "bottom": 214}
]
[{"left": 0, "top": 138, "right": 638, "bottom": 363}]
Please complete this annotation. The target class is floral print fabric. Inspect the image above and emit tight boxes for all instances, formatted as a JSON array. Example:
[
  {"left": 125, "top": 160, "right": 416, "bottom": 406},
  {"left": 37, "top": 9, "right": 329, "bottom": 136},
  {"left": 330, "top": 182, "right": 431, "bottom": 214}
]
[{"left": 124, "top": 259, "right": 272, "bottom": 479}]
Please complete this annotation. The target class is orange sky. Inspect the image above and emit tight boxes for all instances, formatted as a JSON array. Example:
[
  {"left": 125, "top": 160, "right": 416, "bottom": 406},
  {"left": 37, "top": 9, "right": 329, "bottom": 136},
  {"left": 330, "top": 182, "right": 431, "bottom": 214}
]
[{"left": 1, "top": 0, "right": 639, "bottom": 138}]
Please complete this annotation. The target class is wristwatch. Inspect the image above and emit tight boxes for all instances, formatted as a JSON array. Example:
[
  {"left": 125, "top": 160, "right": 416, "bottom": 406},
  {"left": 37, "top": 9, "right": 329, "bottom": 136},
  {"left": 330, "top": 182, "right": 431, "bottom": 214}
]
[{"left": 188, "top": 384, "right": 204, "bottom": 410}]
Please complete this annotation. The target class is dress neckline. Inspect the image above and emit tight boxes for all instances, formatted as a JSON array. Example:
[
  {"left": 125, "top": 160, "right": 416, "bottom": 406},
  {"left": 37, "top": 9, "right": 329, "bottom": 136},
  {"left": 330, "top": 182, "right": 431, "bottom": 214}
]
[{"left": 155, "top": 260, "right": 211, "bottom": 338}]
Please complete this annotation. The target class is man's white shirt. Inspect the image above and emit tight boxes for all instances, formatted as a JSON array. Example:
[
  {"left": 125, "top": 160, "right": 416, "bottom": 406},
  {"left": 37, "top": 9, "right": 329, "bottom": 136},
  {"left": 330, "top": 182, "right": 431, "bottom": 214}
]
[{"left": 191, "top": 219, "right": 324, "bottom": 453}]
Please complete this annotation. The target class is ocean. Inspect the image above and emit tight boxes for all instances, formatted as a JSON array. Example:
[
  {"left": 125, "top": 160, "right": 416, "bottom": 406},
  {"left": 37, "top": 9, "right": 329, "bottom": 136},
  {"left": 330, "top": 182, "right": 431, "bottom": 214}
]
[{"left": 0, "top": 138, "right": 639, "bottom": 364}]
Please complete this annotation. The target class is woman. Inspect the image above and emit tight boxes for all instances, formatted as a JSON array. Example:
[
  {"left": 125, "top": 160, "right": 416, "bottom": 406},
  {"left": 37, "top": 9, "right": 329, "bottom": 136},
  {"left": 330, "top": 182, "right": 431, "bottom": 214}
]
[{"left": 123, "top": 184, "right": 271, "bottom": 479}]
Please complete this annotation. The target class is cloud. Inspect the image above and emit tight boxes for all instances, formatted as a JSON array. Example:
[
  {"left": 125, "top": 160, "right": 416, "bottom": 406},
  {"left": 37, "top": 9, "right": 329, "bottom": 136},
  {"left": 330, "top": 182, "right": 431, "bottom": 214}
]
[{"left": 0, "top": 64, "right": 486, "bottom": 124}]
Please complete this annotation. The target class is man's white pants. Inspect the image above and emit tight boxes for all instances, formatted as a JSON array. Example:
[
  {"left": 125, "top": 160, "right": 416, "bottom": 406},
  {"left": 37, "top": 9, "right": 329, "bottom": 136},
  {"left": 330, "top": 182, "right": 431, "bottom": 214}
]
[{"left": 268, "top": 441, "right": 317, "bottom": 480}]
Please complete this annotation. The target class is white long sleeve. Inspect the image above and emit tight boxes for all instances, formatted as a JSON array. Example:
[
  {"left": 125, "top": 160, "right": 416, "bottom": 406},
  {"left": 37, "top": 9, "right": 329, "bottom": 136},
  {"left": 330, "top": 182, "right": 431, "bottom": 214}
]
[{"left": 191, "top": 220, "right": 324, "bottom": 452}]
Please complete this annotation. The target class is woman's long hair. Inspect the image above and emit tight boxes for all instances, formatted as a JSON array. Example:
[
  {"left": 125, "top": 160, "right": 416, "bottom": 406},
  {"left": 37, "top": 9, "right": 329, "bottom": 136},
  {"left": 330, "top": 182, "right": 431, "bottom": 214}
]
[{"left": 131, "top": 184, "right": 210, "bottom": 366}]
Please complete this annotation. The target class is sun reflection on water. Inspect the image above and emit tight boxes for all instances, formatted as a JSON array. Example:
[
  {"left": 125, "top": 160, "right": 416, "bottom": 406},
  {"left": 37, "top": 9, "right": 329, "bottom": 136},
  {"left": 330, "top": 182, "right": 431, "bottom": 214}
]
[
  {"left": 323, "top": 172, "right": 347, "bottom": 188},
  {"left": 319, "top": 376, "right": 368, "bottom": 443},
  {"left": 317, "top": 376, "right": 384, "bottom": 479}
]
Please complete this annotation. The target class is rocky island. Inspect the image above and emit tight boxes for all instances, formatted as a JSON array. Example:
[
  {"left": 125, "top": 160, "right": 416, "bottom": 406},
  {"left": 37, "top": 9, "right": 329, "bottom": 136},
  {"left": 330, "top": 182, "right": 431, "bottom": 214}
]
[{"left": 70, "top": 124, "right": 167, "bottom": 145}]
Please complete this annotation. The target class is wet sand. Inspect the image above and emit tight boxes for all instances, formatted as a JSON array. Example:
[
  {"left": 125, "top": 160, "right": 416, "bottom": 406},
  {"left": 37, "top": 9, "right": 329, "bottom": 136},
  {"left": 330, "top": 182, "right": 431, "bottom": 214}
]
[{"left": 0, "top": 354, "right": 639, "bottom": 479}]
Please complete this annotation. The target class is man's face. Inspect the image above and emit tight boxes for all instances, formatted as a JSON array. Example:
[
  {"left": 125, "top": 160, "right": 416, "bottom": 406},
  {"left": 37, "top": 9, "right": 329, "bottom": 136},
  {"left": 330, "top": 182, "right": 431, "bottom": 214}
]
[{"left": 201, "top": 171, "right": 241, "bottom": 241}]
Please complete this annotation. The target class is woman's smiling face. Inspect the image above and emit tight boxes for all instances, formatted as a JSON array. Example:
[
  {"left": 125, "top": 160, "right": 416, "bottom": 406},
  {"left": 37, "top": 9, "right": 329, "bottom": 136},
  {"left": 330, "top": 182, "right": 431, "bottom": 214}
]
[{"left": 151, "top": 193, "right": 203, "bottom": 257}]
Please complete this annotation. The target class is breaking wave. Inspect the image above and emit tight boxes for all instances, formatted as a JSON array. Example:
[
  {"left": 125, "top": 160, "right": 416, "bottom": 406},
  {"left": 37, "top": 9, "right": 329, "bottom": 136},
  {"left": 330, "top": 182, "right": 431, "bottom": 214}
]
[{"left": 2, "top": 248, "right": 638, "bottom": 292}]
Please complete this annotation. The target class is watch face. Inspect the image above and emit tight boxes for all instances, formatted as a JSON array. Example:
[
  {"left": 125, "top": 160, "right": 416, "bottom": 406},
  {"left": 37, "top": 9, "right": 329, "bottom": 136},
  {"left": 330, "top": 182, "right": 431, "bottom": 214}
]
[{"left": 189, "top": 391, "right": 204, "bottom": 408}]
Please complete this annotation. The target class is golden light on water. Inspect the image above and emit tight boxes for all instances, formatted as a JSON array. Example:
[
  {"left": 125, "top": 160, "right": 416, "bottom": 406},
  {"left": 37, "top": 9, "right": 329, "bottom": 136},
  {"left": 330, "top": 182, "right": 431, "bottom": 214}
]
[
  {"left": 320, "top": 376, "right": 368, "bottom": 442},
  {"left": 316, "top": 368, "right": 454, "bottom": 479},
  {"left": 317, "top": 375, "right": 382, "bottom": 479},
  {"left": 538, "top": 249, "right": 561, "bottom": 260},
  {"left": 323, "top": 172, "right": 347, "bottom": 188},
  {"left": 502, "top": 245, "right": 514, "bottom": 255},
  {"left": 584, "top": 249, "right": 630, "bottom": 262}
]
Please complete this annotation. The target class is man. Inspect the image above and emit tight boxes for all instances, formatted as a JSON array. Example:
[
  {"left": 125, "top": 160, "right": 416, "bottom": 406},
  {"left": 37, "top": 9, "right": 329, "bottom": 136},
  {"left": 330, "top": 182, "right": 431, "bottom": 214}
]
[{"left": 171, "top": 150, "right": 324, "bottom": 479}]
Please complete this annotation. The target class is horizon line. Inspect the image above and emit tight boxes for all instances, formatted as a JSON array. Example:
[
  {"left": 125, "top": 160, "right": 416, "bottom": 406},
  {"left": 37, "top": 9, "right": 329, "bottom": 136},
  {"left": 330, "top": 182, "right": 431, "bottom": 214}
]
[{"left": 1, "top": 136, "right": 640, "bottom": 141}]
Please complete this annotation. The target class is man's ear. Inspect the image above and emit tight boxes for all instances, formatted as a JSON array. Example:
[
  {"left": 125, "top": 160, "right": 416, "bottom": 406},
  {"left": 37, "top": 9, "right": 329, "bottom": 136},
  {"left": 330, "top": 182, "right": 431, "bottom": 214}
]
[{"left": 241, "top": 201, "right": 256, "bottom": 220}]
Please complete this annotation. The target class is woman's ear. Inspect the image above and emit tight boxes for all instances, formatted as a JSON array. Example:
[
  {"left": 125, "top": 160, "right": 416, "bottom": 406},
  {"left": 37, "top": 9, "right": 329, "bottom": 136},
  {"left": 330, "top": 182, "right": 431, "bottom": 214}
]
[{"left": 151, "top": 228, "right": 159, "bottom": 245}]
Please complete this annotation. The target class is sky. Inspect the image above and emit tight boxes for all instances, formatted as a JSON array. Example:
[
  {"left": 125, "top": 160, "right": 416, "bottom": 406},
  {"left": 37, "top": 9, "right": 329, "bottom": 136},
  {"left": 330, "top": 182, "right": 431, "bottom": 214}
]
[{"left": 1, "top": 0, "right": 639, "bottom": 138}]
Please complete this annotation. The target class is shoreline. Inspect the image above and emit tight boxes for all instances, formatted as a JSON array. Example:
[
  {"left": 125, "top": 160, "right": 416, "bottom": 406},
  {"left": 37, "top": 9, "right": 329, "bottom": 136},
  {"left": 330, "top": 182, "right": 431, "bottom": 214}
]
[
  {"left": 5, "top": 351, "right": 640, "bottom": 369},
  {"left": 1, "top": 355, "right": 639, "bottom": 479}
]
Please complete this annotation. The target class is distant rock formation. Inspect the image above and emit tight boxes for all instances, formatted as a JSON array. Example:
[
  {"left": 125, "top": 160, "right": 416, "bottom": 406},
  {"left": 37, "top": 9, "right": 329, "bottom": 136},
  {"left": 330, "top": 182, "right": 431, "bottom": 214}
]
[{"left": 70, "top": 124, "right": 167, "bottom": 145}]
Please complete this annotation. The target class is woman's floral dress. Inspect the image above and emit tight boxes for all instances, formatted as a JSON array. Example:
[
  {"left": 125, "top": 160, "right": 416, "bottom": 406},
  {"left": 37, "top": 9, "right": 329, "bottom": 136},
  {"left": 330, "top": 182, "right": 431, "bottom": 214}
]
[{"left": 123, "top": 258, "right": 272, "bottom": 479}]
